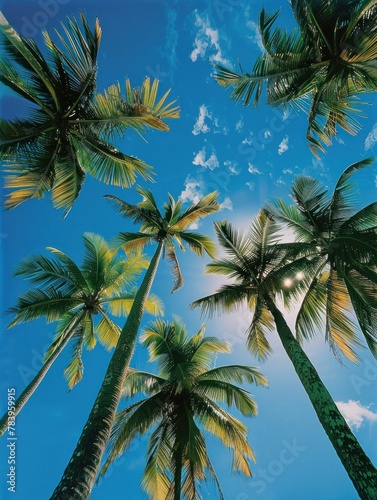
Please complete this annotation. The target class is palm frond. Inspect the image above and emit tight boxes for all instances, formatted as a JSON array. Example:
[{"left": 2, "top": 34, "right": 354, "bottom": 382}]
[{"left": 165, "top": 245, "right": 184, "bottom": 293}]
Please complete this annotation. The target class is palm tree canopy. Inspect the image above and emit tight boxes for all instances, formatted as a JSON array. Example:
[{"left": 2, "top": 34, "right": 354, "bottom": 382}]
[
  {"left": 7, "top": 233, "right": 164, "bottom": 388},
  {"left": 265, "top": 157, "right": 377, "bottom": 362},
  {"left": 105, "top": 187, "right": 220, "bottom": 292},
  {"left": 0, "top": 13, "right": 180, "bottom": 215},
  {"left": 213, "top": 0, "right": 377, "bottom": 155},
  {"left": 192, "top": 212, "right": 312, "bottom": 360},
  {"left": 100, "top": 318, "right": 267, "bottom": 499}
]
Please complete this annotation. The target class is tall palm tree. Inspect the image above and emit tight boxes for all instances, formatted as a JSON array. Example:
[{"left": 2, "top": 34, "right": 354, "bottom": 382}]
[
  {"left": 0, "top": 233, "right": 163, "bottom": 437},
  {"left": 0, "top": 13, "right": 179, "bottom": 215},
  {"left": 192, "top": 210, "right": 377, "bottom": 499},
  {"left": 213, "top": 0, "right": 377, "bottom": 155},
  {"left": 50, "top": 188, "right": 220, "bottom": 499},
  {"left": 100, "top": 318, "right": 267, "bottom": 500}
]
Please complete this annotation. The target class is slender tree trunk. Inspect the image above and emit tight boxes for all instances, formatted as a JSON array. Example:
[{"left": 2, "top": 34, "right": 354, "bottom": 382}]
[
  {"left": 173, "top": 443, "right": 183, "bottom": 500},
  {"left": 50, "top": 243, "right": 163, "bottom": 500},
  {"left": 264, "top": 295, "right": 377, "bottom": 500},
  {"left": 0, "top": 313, "right": 83, "bottom": 438}
]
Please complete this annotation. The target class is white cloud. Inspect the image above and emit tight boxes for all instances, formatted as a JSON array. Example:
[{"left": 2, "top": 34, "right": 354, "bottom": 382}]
[
  {"left": 264, "top": 130, "right": 272, "bottom": 139},
  {"left": 179, "top": 176, "right": 203, "bottom": 205},
  {"left": 246, "top": 182, "right": 255, "bottom": 191},
  {"left": 235, "top": 119, "right": 244, "bottom": 132},
  {"left": 365, "top": 122, "right": 377, "bottom": 150},
  {"left": 336, "top": 400, "right": 377, "bottom": 431},
  {"left": 248, "top": 163, "right": 261, "bottom": 175},
  {"left": 242, "top": 135, "right": 253, "bottom": 145},
  {"left": 220, "top": 196, "right": 233, "bottom": 211},
  {"left": 246, "top": 20, "right": 264, "bottom": 52},
  {"left": 192, "top": 104, "right": 212, "bottom": 135},
  {"left": 192, "top": 146, "right": 219, "bottom": 170},
  {"left": 283, "top": 168, "right": 292, "bottom": 174},
  {"left": 278, "top": 136, "right": 289, "bottom": 155},
  {"left": 190, "top": 11, "right": 228, "bottom": 64},
  {"left": 224, "top": 160, "right": 241, "bottom": 175}
]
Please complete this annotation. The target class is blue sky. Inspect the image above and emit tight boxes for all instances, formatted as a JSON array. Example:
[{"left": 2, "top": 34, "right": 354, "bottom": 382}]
[{"left": 1, "top": 0, "right": 377, "bottom": 498}]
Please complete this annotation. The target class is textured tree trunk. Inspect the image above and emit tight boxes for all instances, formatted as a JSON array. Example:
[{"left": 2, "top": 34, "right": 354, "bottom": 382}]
[
  {"left": 265, "top": 295, "right": 377, "bottom": 500},
  {"left": 50, "top": 242, "right": 163, "bottom": 500},
  {"left": 0, "top": 313, "right": 83, "bottom": 438}
]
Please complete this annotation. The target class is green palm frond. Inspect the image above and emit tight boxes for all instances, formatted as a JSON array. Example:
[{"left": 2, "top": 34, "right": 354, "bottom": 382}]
[
  {"left": 344, "top": 268, "right": 377, "bottom": 357},
  {"left": 104, "top": 291, "right": 164, "bottom": 317},
  {"left": 178, "top": 231, "right": 217, "bottom": 259},
  {"left": 95, "top": 311, "right": 121, "bottom": 350},
  {"left": 50, "top": 141, "right": 86, "bottom": 216},
  {"left": 101, "top": 395, "right": 166, "bottom": 478},
  {"left": 195, "top": 380, "right": 258, "bottom": 416},
  {"left": 246, "top": 299, "right": 274, "bottom": 360},
  {"left": 296, "top": 272, "right": 328, "bottom": 343},
  {"left": 74, "top": 133, "right": 154, "bottom": 186},
  {"left": 120, "top": 370, "right": 167, "bottom": 398},
  {"left": 13, "top": 253, "right": 81, "bottom": 295},
  {"left": 64, "top": 330, "right": 85, "bottom": 390},
  {"left": 213, "top": 1, "right": 377, "bottom": 154},
  {"left": 173, "top": 191, "right": 220, "bottom": 229},
  {"left": 330, "top": 158, "right": 375, "bottom": 222},
  {"left": 194, "top": 394, "right": 255, "bottom": 474},
  {"left": 7, "top": 288, "right": 82, "bottom": 327},
  {"left": 43, "top": 311, "right": 86, "bottom": 362},
  {"left": 198, "top": 365, "right": 268, "bottom": 387},
  {"left": 326, "top": 269, "right": 362, "bottom": 362},
  {"left": 165, "top": 245, "right": 184, "bottom": 293},
  {"left": 192, "top": 284, "right": 250, "bottom": 317}
]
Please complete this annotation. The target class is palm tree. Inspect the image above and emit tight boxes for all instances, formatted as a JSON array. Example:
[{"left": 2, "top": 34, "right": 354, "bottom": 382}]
[
  {"left": 50, "top": 188, "right": 220, "bottom": 499},
  {"left": 100, "top": 318, "right": 267, "bottom": 500},
  {"left": 192, "top": 210, "right": 377, "bottom": 499},
  {"left": 0, "top": 232, "right": 163, "bottom": 437},
  {"left": 213, "top": 0, "right": 377, "bottom": 155},
  {"left": 0, "top": 13, "right": 179, "bottom": 215}
]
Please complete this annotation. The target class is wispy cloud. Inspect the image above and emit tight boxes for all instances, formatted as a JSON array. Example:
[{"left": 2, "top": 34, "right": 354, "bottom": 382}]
[
  {"left": 192, "top": 104, "right": 212, "bottom": 135},
  {"left": 248, "top": 163, "right": 261, "bottom": 175},
  {"left": 365, "top": 122, "right": 377, "bottom": 150},
  {"left": 220, "top": 196, "right": 233, "bottom": 211},
  {"left": 336, "top": 400, "right": 377, "bottom": 430},
  {"left": 192, "top": 146, "right": 219, "bottom": 170},
  {"left": 246, "top": 182, "right": 255, "bottom": 191},
  {"left": 235, "top": 118, "right": 244, "bottom": 132},
  {"left": 246, "top": 20, "right": 264, "bottom": 52},
  {"left": 224, "top": 160, "right": 241, "bottom": 175},
  {"left": 278, "top": 136, "right": 289, "bottom": 155},
  {"left": 190, "top": 11, "right": 228, "bottom": 64}
]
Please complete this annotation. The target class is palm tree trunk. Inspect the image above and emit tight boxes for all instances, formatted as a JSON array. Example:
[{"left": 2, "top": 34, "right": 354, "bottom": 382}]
[
  {"left": 173, "top": 443, "right": 183, "bottom": 500},
  {"left": 264, "top": 294, "right": 377, "bottom": 500},
  {"left": 50, "top": 242, "right": 164, "bottom": 500},
  {"left": 0, "top": 313, "right": 83, "bottom": 438}
]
